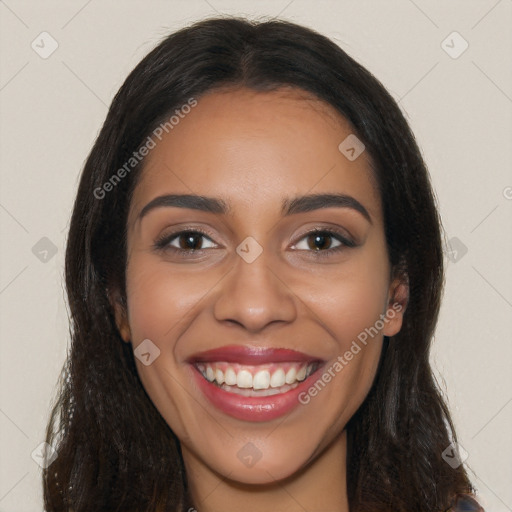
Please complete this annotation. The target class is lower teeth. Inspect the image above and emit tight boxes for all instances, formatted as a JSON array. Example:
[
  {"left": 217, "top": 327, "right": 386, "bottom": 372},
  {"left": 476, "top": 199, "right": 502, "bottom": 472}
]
[{"left": 216, "top": 381, "right": 300, "bottom": 397}]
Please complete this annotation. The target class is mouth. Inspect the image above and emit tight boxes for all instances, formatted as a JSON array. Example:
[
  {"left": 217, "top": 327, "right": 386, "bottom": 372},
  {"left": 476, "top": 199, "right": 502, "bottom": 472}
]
[
  {"left": 195, "top": 360, "right": 321, "bottom": 397},
  {"left": 187, "top": 345, "right": 325, "bottom": 422}
]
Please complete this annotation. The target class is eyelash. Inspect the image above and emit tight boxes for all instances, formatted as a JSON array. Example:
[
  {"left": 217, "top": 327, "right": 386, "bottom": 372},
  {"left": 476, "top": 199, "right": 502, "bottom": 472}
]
[{"left": 153, "top": 227, "right": 356, "bottom": 258}]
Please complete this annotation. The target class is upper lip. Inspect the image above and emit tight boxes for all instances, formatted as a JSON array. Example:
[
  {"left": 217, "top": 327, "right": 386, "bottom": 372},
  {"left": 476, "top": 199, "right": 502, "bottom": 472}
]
[{"left": 187, "top": 345, "right": 323, "bottom": 365}]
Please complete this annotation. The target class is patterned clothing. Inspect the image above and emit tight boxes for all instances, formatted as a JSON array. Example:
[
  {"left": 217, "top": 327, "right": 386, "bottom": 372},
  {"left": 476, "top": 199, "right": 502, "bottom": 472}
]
[{"left": 448, "top": 494, "right": 484, "bottom": 511}]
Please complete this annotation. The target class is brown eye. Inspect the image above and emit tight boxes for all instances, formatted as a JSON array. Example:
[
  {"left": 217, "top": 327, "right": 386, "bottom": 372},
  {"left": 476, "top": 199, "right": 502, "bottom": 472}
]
[
  {"left": 305, "top": 232, "right": 338, "bottom": 251},
  {"left": 175, "top": 232, "right": 207, "bottom": 251},
  {"left": 293, "top": 229, "right": 355, "bottom": 254},
  {"left": 155, "top": 230, "right": 217, "bottom": 252}
]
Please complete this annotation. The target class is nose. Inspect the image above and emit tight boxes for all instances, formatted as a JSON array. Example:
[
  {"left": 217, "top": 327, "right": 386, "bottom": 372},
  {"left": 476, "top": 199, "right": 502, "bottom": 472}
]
[{"left": 213, "top": 248, "right": 297, "bottom": 333}]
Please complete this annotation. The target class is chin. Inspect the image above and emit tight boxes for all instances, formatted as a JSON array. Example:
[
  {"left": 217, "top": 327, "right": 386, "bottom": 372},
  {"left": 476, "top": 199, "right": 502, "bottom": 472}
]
[{"left": 203, "top": 435, "right": 322, "bottom": 486}]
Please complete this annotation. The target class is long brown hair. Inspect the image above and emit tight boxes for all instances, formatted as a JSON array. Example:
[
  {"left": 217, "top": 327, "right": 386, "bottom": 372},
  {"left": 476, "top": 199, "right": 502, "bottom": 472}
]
[{"left": 43, "top": 16, "right": 477, "bottom": 511}]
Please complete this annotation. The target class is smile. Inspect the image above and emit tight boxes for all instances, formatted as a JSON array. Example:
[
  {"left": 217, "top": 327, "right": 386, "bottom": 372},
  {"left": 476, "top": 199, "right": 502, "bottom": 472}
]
[
  {"left": 188, "top": 345, "right": 325, "bottom": 421},
  {"left": 196, "top": 361, "right": 320, "bottom": 397}
]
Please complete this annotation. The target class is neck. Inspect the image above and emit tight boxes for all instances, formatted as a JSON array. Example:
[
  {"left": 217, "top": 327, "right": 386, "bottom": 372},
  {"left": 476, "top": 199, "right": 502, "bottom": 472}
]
[{"left": 182, "top": 430, "right": 349, "bottom": 512}]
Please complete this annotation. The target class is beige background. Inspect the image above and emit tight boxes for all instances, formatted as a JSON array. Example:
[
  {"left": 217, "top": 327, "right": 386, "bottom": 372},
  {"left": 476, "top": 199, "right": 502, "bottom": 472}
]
[{"left": 1, "top": 1, "right": 511, "bottom": 510}]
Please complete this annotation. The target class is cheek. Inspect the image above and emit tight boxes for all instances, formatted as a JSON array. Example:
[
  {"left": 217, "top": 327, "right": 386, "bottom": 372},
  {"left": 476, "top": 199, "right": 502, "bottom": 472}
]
[
  {"left": 125, "top": 255, "right": 211, "bottom": 342},
  {"left": 123, "top": 255, "right": 210, "bottom": 439},
  {"left": 297, "top": 247, "right": 391, "bottom": 350},
  {"left": 290, "top": 245, "right": 390, "bottom": 411},
  {"left": 293, "top": 277, "right": 387, "bottom": 449}
]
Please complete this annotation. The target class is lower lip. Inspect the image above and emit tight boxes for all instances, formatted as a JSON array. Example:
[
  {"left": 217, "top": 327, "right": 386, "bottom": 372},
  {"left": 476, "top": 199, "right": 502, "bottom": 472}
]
[{"left": 191, "top": 364, "right": 323, "bottom": 422}]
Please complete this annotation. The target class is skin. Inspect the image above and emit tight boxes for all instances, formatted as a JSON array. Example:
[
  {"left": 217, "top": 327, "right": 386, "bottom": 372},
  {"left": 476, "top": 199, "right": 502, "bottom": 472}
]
[{"left": 113, "top": 86, "right": 408, "bottom": 512}]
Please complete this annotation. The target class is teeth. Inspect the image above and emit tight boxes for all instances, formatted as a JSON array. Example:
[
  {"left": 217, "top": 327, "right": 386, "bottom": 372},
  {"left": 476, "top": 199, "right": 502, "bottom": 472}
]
[
  {"left": 225, "top": 367, "right": 237, "bottom": 386},
  {"left": 296, "top": 366, "right": 307, "bottom": 381},
  {"left": 205, "top": 366, "right": 215, "bottom": 382},
  {"left": 215, "top": 368, "right": 224, "bottom": 385},
  {"left": 285, "top": 367, "right": 297, "bottom": 385},
  {"left": 270, "top": 368, "right": 285, "bottom": 388},
  {"left": 253, "top": 370, "right": 270, "bottom": 390},
  {"left": 221, "top": 382, "right": 297, "bottom": 397},
  {"left": 237, "top": 369, "right": 253, "bottom": 388},
  {"left": 197, "top": 361, "right": 318, "bottom": 392}
]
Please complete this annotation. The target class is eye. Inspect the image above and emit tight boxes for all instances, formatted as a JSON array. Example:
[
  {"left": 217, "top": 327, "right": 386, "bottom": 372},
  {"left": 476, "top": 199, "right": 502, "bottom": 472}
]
[
  {"left": 154, "top": 229, "right": 217, "bottom": 252},
  {"left": 291, "top": 229, "right": 355, "bottom": 254},
  {"left": 154, "top": 227, "right": 356, "bottom": 257}
]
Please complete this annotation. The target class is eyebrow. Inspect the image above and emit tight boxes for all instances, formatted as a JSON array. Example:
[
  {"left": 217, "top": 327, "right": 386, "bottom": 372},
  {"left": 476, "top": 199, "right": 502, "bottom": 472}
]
[{"left": 137, "top": 193, "right": 372, "bottom": 224}]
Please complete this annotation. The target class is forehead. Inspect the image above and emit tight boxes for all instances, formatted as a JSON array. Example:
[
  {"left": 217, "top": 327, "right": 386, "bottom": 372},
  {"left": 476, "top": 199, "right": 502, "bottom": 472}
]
[{"left": 128, "top": 87, "right": 381, "bottom": 225}]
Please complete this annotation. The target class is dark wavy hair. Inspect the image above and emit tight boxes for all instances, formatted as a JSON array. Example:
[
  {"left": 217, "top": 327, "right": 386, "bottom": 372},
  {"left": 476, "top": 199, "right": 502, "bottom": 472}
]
[{"left": 43, "top": 16, "right": 480, "bottom": 512}]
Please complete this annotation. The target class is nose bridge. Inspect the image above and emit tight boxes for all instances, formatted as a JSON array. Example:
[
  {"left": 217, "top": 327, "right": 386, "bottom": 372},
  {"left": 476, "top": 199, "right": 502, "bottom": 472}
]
[{"left": 213, "top": 240, "right": 297, "bottom": 331}]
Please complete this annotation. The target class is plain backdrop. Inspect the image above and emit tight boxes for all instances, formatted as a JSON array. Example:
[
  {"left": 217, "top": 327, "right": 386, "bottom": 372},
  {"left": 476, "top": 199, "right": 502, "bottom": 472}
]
[{"left": 0, "top": 1, "right": 511, "bottom": 510}]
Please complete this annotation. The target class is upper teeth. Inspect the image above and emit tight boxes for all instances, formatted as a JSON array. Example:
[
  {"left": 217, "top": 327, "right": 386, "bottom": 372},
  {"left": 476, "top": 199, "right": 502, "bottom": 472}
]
[{"left": 197, "top": 362, "right": 315, "bottom": 390}]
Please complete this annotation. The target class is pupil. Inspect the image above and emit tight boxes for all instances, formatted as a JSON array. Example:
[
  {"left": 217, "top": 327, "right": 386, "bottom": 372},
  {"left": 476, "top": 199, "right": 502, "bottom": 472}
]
[
  {"left": 310, "top": 234, "right": 330, "bottom": 251},
  {"left": 181, "top": 233, "right": 201, "bottom": 250}
]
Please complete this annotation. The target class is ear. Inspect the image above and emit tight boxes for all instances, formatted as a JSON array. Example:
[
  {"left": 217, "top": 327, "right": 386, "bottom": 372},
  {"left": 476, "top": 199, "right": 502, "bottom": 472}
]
[
  {"left": 108, "top": 288, "right": 132, "bottom": 343},
  {"left": 382, "top": 270, "right": 409, "bottom": 338}
]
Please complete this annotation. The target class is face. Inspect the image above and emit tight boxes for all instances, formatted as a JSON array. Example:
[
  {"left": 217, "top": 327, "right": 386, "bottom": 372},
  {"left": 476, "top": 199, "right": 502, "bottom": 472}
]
[{"left": 113, "top": 87, "right": 407, "bottom": 485}]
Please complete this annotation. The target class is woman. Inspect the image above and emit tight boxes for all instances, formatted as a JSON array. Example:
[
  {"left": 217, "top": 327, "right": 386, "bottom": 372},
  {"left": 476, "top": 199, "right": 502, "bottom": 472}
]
[{"left": 43, "top": 16, "right": 484, "bottom": 512}]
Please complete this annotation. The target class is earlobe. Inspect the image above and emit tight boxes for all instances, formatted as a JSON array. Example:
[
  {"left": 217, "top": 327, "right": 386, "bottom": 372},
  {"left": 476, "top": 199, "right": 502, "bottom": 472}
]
[
  {"left": 383, "top": 274, "right": 409, "bottom": 337},
  {"left": 108, "top": 289, "right": 132, "bottom": 343}
]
